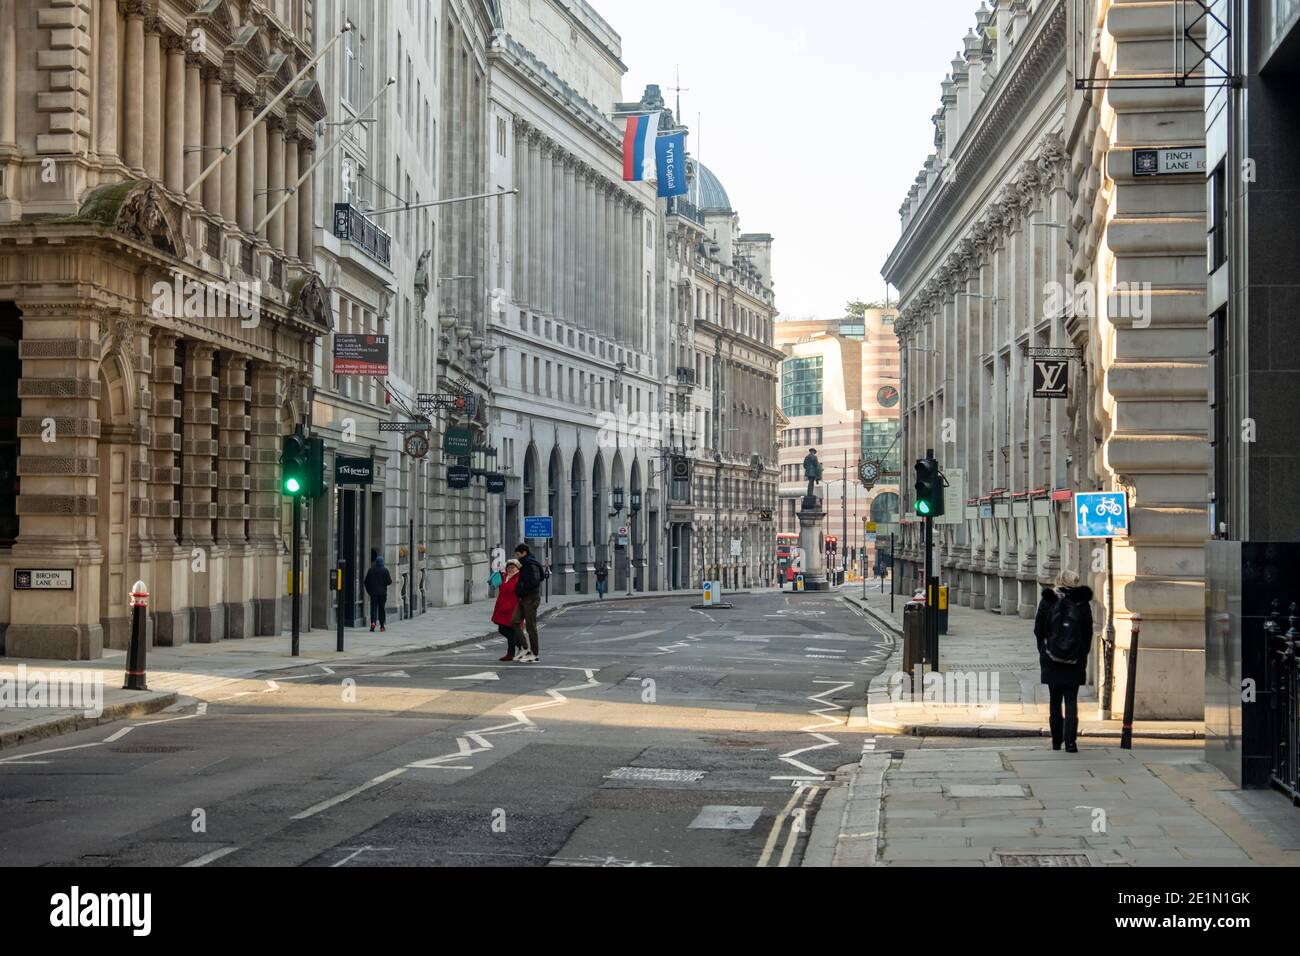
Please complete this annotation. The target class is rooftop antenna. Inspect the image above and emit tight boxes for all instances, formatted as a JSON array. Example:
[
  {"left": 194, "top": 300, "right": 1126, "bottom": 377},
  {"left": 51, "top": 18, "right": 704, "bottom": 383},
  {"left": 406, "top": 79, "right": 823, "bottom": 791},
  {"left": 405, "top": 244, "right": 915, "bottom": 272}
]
[{"left": 669, "top": 65, "right": 689, "bottom": 125}]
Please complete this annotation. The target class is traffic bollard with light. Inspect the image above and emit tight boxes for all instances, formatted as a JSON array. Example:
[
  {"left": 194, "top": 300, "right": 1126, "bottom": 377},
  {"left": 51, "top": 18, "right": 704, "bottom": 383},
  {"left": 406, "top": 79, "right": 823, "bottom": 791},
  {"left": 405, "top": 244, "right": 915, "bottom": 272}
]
[{"left": 124, "top": 580, "right": 149, "bottom": 691}]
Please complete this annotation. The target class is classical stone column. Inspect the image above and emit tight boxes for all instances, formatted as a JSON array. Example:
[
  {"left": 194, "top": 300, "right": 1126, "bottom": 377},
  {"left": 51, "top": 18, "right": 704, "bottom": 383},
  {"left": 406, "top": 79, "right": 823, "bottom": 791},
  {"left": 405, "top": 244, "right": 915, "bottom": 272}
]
[
  {"left": 181, "top": 344, "right": 221, "bottom": 642},
  {"left": 267, "top": 116, "right": 285, "bottom": 252},
  {"left": 236, "top": 95, "right": 255, "bottom": 234},
  {"left": 298, "top": 141, "right": 314, "bottom": 264},
  {"left": 540, "top": 142, "right": 554, "bottom": 315},
  {"left": 249, "top": 362, "right": 284, "bottom": 635},
  {"left": 142, "top": 18, "right": 161, "bottom": 178},
  {"left": 513, "top": 122, "right": 528, "bottom": 300},
  {"left": 564, "top": 159, "right": 577, "bottom": 323},
  {"left": 6, "top": 306, "right": 104, "bottom": 659},
  {"left": 146, "top": 331, "right": 186, "bottom": 646},
  {"left": 122, "top": 4, "right": 143, "bottom": 170},
  {"left": 0, "top": 0, "right": 15, "bottom": 146},
  {"left": 220, "top": 78, "right": 238, "bottom": 224},
  {"left": 284, "top": 131, "right": 300, "bottom": 260},
  {"left": 578, "top": 174, "right": 591, "bottom": 329},
  {"left": 594, "top": 184, "right": 606, "bottom": 338},
  {"left": 183, "top": 52, "right": 202, "bottom": 194},
  {"left": 253, "top": 111, "right": 268, "bottom": 240},
  {"left": 528, "top": 133, "right": 542, "bottom": 309},
  {"left": 551, "top": 147, "right": 564, "bottom": 318},
  {"left": 202, "top": 65, "right": 223, "bottom": 217},
  {"left": 218, "top": 357, "right": 253, "bottom": 639},
  {"left": 163, "top": 35, "right": 184, "bottom": 192},
  {"left": 97, "top": 0, "right": 120, "bottom": 162}
]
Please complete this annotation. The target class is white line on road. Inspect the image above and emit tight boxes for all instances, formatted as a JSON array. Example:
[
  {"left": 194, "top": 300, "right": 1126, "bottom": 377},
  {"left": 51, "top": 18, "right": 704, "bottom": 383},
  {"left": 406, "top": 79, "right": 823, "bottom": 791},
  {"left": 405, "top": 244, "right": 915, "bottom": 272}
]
[
  {"left": 196, "top": 703, "right": 208, "bottom": 716},
  {"left": 181, "top": 846, "right": 239, "bottom": 868},
  {"left": 103, "top": 727, "right": 133, "bottom": 743},
  {"left": 0, "top": 741, "right": 105, "bottom": 765},
  {"left": 291, "top": 768, "right": 409, "bottom": 820},
  {"left": 578, "top": 629, "right": 665, "bottom": 645}
]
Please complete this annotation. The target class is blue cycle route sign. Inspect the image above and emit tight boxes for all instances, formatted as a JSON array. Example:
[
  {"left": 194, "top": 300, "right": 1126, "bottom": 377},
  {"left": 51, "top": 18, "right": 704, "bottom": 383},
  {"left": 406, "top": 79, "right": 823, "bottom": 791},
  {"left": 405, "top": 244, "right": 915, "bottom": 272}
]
[
  {"left": 1074, "top": 492, "right": 1129, "bottom": 539},
  {"left": 524, "top": 516, "right": 553, "bottom": 540}
]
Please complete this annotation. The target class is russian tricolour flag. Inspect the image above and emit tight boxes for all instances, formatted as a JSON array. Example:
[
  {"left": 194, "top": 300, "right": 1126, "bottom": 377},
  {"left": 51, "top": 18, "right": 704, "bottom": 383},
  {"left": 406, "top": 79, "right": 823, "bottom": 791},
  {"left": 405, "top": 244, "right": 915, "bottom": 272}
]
[{"left": 622, "top": 112, "right": 661, "bottom": 182}]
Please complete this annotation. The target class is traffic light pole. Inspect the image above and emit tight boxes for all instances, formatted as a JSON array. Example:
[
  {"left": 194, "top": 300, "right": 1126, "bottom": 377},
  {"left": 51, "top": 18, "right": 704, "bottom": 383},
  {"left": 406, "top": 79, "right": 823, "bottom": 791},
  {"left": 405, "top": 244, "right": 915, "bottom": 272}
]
[
  {"left": 291, "top": 493, "right": 302, "bottom": 657},
  {"left": 924, "top": 511, "right": 935, "bottom": 671}
]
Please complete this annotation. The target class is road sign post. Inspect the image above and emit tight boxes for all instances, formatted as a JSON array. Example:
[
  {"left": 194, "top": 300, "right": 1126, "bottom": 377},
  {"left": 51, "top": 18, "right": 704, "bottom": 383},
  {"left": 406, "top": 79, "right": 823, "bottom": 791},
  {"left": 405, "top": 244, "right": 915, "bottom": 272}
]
[{"left": 1075, "top": 491, "right": 1131, "bottom": 720}]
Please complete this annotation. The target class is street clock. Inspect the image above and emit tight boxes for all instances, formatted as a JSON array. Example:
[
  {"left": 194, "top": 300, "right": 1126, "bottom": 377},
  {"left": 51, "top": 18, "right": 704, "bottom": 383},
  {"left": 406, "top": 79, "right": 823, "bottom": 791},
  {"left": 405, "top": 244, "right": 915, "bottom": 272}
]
[
  {"left": 877, "top": 385, "right": 900, "bottom": 408},
  {"left": 858, "top": 459, "right": 881, "bottom": 488}
]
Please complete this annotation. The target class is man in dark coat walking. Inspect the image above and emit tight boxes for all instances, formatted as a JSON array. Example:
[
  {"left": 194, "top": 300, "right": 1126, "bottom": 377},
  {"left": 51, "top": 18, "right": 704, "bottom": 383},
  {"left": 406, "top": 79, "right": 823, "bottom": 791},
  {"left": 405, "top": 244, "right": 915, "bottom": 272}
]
[
  {"left": 1034, "top": 570, "right": 1093, "bottom": 752},
  {"left": 364, "top": 554, "right": 392, "bottom": 633}
]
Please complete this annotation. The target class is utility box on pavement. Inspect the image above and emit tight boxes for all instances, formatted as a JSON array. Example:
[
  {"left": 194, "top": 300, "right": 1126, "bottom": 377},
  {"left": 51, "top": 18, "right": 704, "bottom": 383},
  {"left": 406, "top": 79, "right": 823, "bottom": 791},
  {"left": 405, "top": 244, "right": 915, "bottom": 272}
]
[{"left": 903, "top": 600, "right": 925, "bottom": 684}]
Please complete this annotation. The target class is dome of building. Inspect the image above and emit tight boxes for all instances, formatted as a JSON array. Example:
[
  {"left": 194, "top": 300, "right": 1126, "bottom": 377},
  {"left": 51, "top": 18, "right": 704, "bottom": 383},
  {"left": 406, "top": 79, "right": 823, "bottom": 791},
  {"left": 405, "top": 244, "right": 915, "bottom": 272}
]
[{"left": 689, "top": 160, "right": 732, "bottom": 213}]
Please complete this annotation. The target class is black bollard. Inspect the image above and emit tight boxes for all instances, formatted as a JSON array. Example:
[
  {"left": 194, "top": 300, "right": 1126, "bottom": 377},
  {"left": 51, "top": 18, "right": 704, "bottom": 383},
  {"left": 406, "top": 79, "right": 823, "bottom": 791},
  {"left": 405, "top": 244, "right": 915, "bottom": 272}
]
[
  {"left": 1120, "top": 612, "right": 1142, "bottom": 750},
  {"left": 124, "top": 580, "right": 149, "bottom": 691}
]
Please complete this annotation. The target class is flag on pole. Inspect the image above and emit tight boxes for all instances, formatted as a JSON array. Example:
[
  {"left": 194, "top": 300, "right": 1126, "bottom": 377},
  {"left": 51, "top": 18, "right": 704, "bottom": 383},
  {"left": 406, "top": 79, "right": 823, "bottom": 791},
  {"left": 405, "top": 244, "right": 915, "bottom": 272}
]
[
  {"left": 656, "top": 131, "right": 688, "bottom": 198},
  {"left": 622, "top": 112, "right": 661, "bottom": 182}
]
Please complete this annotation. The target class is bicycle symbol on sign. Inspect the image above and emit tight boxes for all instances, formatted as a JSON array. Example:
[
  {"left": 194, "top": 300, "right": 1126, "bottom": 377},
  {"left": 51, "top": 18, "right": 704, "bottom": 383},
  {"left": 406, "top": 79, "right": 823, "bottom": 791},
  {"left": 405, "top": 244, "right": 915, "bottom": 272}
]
[{"left": 1095, "top": 499, "right": 1124, "bottom": 517}]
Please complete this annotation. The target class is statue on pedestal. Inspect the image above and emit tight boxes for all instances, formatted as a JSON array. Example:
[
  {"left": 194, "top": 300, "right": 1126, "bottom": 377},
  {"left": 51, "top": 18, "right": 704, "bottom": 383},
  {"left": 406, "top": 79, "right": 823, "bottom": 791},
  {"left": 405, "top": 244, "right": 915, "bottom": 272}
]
[{"left": 802, "top": 448, "right": 823, "bottom": 503}]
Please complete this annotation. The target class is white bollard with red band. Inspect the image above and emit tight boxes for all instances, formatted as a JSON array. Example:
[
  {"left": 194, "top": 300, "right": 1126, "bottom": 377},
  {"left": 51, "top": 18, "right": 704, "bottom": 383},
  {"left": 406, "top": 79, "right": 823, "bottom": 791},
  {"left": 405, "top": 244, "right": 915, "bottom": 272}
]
[{"left": 124, "top": 580, "right": 149, "bottom": 691}]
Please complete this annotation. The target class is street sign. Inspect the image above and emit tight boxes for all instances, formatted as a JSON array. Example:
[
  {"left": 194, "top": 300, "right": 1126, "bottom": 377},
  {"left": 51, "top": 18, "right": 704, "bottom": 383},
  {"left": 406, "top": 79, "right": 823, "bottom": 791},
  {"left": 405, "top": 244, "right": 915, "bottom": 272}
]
[
  {"left": 14, "top": 569, "right": 74, "bottom": 590},
  {"left": 1133, "top": 146, "right": 1206, "bottom": 177},
  {"left": 485, "top": 473, "right": 506, "bottom": 495},
  {"left": 1033, "top": 359, "right": 1070, "bottom": 399},
  {"left": 335, "top": 455, "right": 374, "bottom": 486},
  {"left": 524, "top": 516, "right": 553, "bottom": 540},
  {"left": 758, "top": 509, "right": 773, "bottom": 522},
  {"left": 730, "top": 538, "right": 742, "bottom": 557},
  {"left": 447, "top": 465, "right": 472, "bottom": 490},
  {"left": 865, "top": 532, "right": 877, "bottom": 544},
  {"left": 443, "top": 426, "right": 472, "bottom": 457},
  {"left": 938, "top": 468, "right": 964, "bottom": 525},
  {"left": 332, "top": 334, "right": 390, "bottom": 376},
  {"left": 702, "top": 581, "right": 724, "bottom": 606},
  {"left": 1074, "top": 491, "right": 1130, "bottom": 539},
  {"left": 617, "top": 525, "right": 629, "bottom": 547}
]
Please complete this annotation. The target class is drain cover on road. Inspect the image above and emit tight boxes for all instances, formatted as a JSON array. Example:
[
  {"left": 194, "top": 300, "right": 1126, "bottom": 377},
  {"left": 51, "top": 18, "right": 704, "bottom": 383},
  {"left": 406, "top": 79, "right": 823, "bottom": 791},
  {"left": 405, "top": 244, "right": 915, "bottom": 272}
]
[
  {"left": 998, "top": 853, "right": 1091, "bottom": 867},
  {"left": 688, "top": 806, "right": 764, "bottom": 830},
  {"left": 605, "top": 767, "right": 706, "bottom": 783}
]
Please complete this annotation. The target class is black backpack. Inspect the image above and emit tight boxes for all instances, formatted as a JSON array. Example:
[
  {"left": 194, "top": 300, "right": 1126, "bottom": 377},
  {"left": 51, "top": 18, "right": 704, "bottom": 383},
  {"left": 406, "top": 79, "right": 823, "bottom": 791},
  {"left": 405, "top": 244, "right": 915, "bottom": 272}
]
[{"left": 1046, "top": 594, "right": 1089, "bottom": 665}]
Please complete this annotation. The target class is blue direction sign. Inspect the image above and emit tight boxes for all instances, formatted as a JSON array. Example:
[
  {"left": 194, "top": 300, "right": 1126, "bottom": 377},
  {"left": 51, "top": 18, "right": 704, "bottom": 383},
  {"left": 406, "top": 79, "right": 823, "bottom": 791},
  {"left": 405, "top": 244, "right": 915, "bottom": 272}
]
[
  {"left": 524, "top": 516, "right": 553, "bottom": 540},
  {"left": 1074, "top": 491, "right": 1129, "bottom": 539}
]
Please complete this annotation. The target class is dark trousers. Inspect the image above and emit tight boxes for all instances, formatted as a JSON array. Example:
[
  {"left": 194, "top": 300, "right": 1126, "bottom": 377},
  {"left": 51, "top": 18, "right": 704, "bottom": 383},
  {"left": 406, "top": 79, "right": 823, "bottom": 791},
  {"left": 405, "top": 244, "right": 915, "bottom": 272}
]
[
  {"left": 1048, "top": 684, "right": 1080, "bottom": 747},
  {"left": 369, "top": 595, "right": 387, "bottom": 627},
  {"left": 512, "top": 593, "right": 541, "bottom": 656},
  {"left": 498, "top": 624, "right": 521, "bottom": 655}
]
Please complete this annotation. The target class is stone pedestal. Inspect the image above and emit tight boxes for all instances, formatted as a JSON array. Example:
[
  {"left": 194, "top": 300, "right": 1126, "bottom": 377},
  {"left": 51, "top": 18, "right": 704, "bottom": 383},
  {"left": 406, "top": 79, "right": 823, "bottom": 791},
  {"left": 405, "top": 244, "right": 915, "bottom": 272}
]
[{"left": 798, "top": 496, "right": 829, "bottom": 591}]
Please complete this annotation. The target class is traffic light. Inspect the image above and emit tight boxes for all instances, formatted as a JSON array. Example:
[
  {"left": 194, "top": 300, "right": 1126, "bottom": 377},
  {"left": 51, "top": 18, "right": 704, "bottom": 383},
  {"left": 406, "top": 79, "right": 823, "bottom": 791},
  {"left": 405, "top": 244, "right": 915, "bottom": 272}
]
[
  {"left": 826, "top": 535, "right": 838, "bottom": 554},
  {"left": 914, "top": 456, "right": 945, "bottom": 518},
  {"left": 307, "top": 436, "right": 327, "bottom": 499},
  {"left": 281, "top": 431, "right": 308, "bottom": 497}
]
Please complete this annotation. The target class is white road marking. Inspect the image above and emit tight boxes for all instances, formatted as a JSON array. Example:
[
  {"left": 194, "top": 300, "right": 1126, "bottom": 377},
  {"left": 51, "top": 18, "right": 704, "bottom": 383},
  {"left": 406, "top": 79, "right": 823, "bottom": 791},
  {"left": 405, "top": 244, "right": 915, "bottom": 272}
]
[
  {"left": 579, "top": 629, "right": 665, "bottom": 645},
  {"left": 290, "top": 768, "right": 410, "bottom": 820},
  {"left": 370, "top": 670, "right": 412, "bottom": 679},
  {"left": 103, "top": 727, "right": 133, "bottom": 743},
  {"left": 265, "top": 680, "right": 279, "bottom": 691},
  {"left": 0, "top": 741, "right": 104, "bottom": 765},
  {"left": 449, "top": 671, "right": 500, "bottom": 681},
  {"left": 773, "top": 681, "right": 853, "bottom": 781},
  {"left": 196, "top": 703, "right": 208, "bottom": 715},
  {"left": 319, "top": 665, "right": 335, "bottom": 675},
  {"left": 331, "top": 846, "right": 393, "bottom": 867},
  {"left": 181, "top": 846, "right": 239, "bottom": 868}
]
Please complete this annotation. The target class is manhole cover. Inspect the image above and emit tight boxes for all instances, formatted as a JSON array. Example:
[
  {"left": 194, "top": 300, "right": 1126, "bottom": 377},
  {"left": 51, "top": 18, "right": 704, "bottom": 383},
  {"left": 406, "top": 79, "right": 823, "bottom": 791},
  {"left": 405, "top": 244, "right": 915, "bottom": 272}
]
[
  {"left": 605, "top": 767, "right": 706, "bottom": 783},
  {"left": 998, "top": 853, "right": 1091, "bottom": 867},
  {"left": 110, "top": 745, "right": 193, "bottom": 754}
]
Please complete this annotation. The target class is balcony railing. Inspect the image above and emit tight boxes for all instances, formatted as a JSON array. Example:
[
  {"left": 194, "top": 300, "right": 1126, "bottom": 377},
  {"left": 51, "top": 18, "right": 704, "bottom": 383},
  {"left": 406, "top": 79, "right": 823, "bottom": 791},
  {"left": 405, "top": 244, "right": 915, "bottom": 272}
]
[
  {"left": 333, "top": 203, "right": 392, "bottom": 266},
  {"left": 676, "top": 366, "right": 696, "bottom": 386},
  {"left": 667, "top": 196, "right": 703, "bottom": 225}
]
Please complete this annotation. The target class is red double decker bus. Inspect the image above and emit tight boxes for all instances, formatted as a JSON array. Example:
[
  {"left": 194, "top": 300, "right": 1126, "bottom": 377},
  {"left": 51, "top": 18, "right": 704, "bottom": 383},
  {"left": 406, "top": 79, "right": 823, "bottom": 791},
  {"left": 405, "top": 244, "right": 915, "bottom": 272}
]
[{"left": 776, "top": 532, "right": 799, "bottom": 585}]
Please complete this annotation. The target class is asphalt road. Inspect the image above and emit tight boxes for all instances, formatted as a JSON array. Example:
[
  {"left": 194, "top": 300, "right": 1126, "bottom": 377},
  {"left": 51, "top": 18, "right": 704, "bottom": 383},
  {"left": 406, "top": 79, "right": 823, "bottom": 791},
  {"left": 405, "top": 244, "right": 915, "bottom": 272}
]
[{"left": 0, "top": 590, "right": 895, "bottom": 868}]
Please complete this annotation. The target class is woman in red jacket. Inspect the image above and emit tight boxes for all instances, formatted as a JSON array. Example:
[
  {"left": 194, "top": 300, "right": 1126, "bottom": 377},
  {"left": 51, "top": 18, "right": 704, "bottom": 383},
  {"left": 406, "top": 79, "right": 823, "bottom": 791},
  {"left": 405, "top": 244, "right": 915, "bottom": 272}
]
[{"left": 493, "top": 560, "right": 528, "bottom": 662}]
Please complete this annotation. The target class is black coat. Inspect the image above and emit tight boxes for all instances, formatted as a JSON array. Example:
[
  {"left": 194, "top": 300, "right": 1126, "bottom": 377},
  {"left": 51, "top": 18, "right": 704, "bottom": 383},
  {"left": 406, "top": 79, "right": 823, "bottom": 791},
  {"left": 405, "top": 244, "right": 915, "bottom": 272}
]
[
  {"left": 364, "top": 563, "right": 392, "bottom": 598},
  {"left": 1034, "top": 586, "right": 1093, "bottom": 687},
  {"left": 514, "top": 555, "right": 545, "bottom": 598}
]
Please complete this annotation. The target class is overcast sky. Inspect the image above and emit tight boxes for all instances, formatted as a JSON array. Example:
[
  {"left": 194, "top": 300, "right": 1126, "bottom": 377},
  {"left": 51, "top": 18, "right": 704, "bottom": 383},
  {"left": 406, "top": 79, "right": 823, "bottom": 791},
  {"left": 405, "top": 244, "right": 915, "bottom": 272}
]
[{"left": 597, "top": 0, "right": 984, "bottom": 321}]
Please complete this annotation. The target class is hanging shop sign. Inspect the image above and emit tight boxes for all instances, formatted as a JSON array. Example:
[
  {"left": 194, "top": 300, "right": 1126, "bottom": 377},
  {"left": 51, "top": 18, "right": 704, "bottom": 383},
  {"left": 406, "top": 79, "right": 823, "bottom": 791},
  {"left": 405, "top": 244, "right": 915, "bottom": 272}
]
[
  {"left": 443, "top": 426, "right": 472, "bottom": 457},
  {"left": 486, "top": 473, "right": 507, "bottom": 495},
  {"left": 448, "top": 465, "right": 473, "bottom": 490},
  {"left": 1032, "top": 359, "right": 1070, "bottom": 399},
  {"left": 335, "top": 455, "right": 375, "bottom": 486},
  {"left": 404, "top": 433, "right": 431, "bottom": 459}
]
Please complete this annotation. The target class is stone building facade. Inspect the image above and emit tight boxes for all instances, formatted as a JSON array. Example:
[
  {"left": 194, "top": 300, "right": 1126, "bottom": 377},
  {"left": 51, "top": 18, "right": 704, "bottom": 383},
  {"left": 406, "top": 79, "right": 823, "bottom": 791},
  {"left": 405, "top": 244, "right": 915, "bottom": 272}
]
[
  {"left": 883, "top": 0, "right": 1208, "bottom": 718},
  {"left": 0, "top": 0, "right": 329, "bottom": 658}
]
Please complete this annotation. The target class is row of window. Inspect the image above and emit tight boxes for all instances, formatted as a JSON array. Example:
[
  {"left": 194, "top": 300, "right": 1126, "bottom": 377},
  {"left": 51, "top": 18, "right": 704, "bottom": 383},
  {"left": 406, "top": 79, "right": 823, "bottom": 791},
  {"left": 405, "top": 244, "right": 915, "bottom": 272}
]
[
  {"left": 781, "top": 356, "right": 824, "bottom": 417},
  {"left": 781, "top": 427, "right": 824, "bottom": 448}
]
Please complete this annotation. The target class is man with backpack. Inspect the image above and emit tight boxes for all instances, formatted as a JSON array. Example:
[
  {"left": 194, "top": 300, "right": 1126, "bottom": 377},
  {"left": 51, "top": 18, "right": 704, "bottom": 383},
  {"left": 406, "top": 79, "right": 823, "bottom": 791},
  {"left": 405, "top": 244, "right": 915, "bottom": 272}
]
[
  {"left": 1033, "top": 570, "right": 1094, "bottom": 753},
  {"left": 512, "top": 543, "right": 547, "bottom": 662}
]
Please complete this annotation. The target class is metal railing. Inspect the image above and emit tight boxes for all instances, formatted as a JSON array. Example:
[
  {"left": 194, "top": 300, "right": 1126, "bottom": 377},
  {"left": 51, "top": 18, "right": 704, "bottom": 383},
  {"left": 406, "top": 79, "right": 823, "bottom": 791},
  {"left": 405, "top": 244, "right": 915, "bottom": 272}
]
[
  {"left": 667, "top": 196, "right": 703, "bottom": 224},
  {"left": 333, "top": 202, "right": 392, "bottom": 266}
]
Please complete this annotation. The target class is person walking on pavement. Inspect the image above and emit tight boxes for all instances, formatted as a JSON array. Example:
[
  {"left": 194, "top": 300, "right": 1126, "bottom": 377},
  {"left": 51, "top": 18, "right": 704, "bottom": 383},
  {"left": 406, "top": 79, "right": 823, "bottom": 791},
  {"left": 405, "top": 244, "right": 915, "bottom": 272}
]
[
  {"left": 595, "top": 561, "right": 609, "bottom": 600},
  {"left": 492, "top": 560, "right": 526, "bottom": 662},
  {"left": 512, "top": 543, "right": 546, "bottom": 662},
  {"left": 364, "top": 554, "right": 392, "bottom": 633},
  {"left": 1034, "top": 569, "right": 1094, "bottom": 753}
]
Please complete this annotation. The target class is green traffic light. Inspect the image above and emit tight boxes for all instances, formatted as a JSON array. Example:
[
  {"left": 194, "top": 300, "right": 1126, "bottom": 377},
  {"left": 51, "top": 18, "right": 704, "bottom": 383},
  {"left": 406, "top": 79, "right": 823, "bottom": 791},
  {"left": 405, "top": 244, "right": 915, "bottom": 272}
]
[
  {"left": 285, "top": 477, "right": 302, "bottom": 494},
  {"left": 916, "top": 500, "right": 932, "bottom": 516}
]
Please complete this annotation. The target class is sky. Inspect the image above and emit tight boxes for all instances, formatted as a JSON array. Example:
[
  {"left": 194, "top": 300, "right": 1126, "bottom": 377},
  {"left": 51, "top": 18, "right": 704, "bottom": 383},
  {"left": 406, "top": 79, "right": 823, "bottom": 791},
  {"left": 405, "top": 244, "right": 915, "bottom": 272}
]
[{"left": 597, "top": 0, "right": 986, "bottom": 321}]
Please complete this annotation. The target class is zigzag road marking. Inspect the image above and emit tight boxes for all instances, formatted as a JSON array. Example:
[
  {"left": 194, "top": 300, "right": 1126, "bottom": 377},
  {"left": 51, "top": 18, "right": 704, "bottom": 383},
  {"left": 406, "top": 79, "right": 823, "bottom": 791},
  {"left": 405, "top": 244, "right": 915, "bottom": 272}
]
[{"left": 772, "top": 680, "right": 853, "bottom": 780}]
